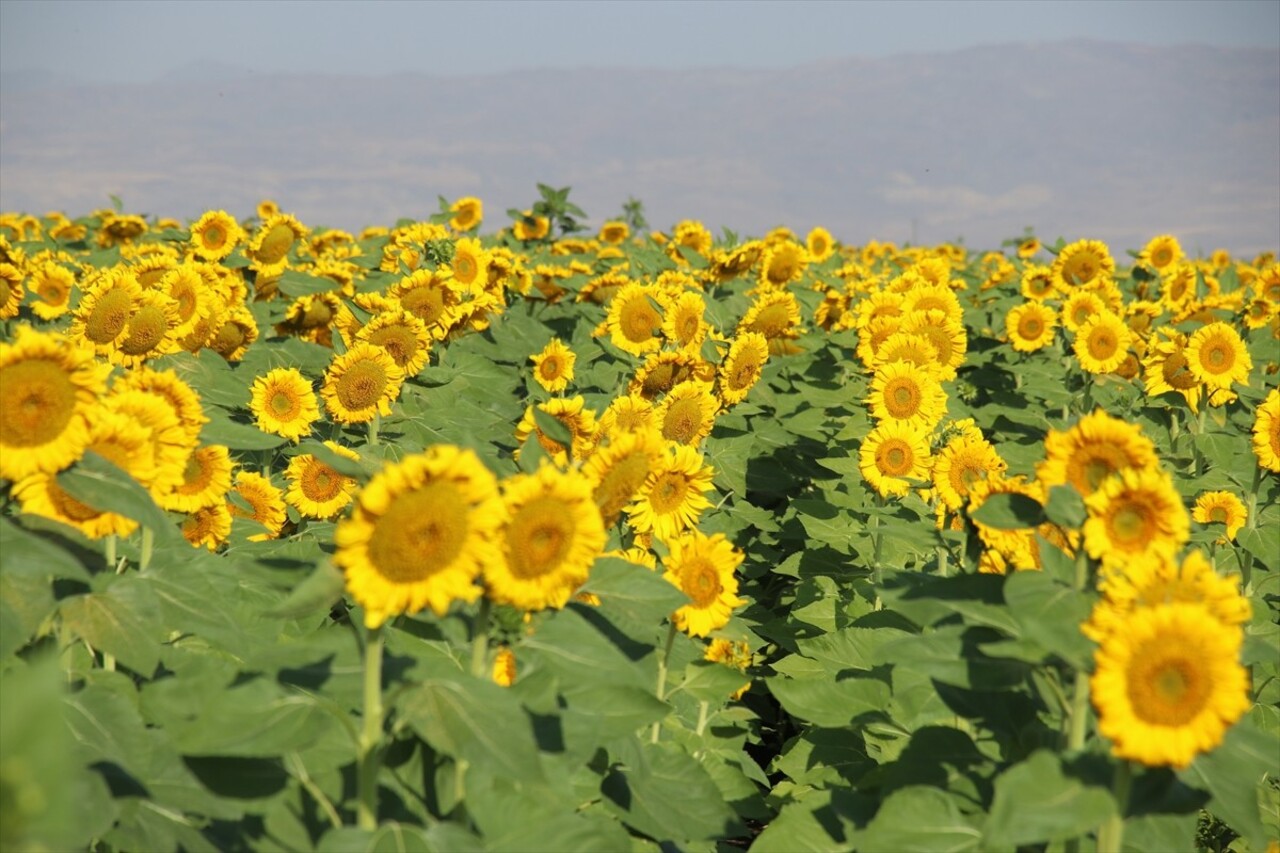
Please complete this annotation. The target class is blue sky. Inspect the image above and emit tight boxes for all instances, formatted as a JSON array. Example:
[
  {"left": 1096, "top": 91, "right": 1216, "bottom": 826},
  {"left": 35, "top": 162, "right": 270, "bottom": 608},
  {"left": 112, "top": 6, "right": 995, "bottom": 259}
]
[{"left": 2, "top": 0, "right": 1277, "bottom": 82}]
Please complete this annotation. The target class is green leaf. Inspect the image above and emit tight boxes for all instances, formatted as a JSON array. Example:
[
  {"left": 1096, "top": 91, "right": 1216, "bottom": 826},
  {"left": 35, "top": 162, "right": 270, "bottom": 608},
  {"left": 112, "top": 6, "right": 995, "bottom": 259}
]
[
  {"left": 1003, "top": 571, "right": 1094, "bottom": 668},
  {"left": 399, "top": 678, "right": 544, "bottom": 783},
  {"left": 56, "top": 451, "right": 175, "bottom": 541},
  {"left": 531, "top": 405, "right": 574, "bottom": 450},
  {"left": 1182, "top": 720, "right": 1279, "bottom": 850},
  {"left": 601, "top": 740, "right": 738, "bottom": 842},
  {"left": 288, "top": 440, "right": 369, "bottom": 480},
  {"left": 0, "top": 516, "right": 91, "bottom": 580},
  {"left": 579, "top": 557, "right": 688, "bottom": 625},
  {"left": 675, "top": 661, "right": 751, "bottom": 703},
  {"left": 317, "top": 823, "right": 471, "bottom": 853},
  {"left": 983, "top": 750, "right": 1116, "bottom": 847},
  {"left": 200, "top": 412, "right": 288, "bottom": 450},
  {"left": 970, "top": 492, "right": 1046, "bottom": 530},
  {"left": 264, "top": 560, "right": 346, "bottom": 619},
  {"left": 59, "top": 575, "right": 163, "bottom": 675},
  {"left": 1044, "top": 484, "right": 1087, "bottom": 528},
  {"left": 767, "top": 674, "right": 890, "bottom": 726},
  {"left": 855, "top": 785, "right": 982, "bottom": 852},
  {"left": 752, "top": 789, "right": 859, "bottom": 851}
]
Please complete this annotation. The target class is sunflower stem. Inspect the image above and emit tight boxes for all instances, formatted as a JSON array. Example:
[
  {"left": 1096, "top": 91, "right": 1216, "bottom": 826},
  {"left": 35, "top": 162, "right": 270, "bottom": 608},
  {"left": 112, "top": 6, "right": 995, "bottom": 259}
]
[
  {"left": 936, "top": 543, "right": 948, "bottom": 578},
  {"left": 470, "top": 598, "right": 491, "bottom": 679},
  {"left": 368, "top": 414, "right": 380, "bottom": 447},
  {"left": 650, "top": 622, "right": 678, "bottom": 744},
  {"left": 872, "top": 505, "right": 885, "bottom": 610},
  {"left": 356, "top": 624, "right": 384, "bottom": 830},
  {"left": 139, "top": 527, "right": 153, "bottom": 572},
  {"left": 1096, "top": 760, "right": 1132, "bottom": 853},
  {"left": 106, "top": 535, "right": 119, "bottom": 573}
]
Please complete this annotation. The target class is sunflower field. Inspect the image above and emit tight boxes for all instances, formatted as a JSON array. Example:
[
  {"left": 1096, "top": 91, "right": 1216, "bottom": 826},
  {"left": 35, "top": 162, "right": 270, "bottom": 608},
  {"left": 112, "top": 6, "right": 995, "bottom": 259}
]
[{"left": 0, "top": 189, "right": 1277, "bottom": 853}]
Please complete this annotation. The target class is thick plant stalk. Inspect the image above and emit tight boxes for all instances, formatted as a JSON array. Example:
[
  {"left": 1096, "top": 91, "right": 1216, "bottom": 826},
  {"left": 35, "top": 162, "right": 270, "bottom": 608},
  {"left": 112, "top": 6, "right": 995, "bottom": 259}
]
[
  {"left": 650, "top": 622, "right": 678, "bottom": 744},
  {"left": 356, "top": 624, "right": 384, "bottom": 830},
  {"left": 1095, "top": 760, "right": 1132, "bottom": 853},
  {"left": 470, "top": 599, "right": 491, "bottom": 679}
]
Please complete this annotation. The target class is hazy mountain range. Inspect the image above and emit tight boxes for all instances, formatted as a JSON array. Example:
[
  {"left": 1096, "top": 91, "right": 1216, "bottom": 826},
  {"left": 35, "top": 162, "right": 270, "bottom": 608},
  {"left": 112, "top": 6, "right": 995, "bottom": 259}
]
[{"left": 2, "top": 40, "right": 1277, "bottom": 254}]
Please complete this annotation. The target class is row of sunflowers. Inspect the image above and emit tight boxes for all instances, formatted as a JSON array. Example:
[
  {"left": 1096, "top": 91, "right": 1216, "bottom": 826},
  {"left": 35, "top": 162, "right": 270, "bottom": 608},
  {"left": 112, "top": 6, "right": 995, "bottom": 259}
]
[{"left": 0, "top": 194, "right": 1276, "bottom": 852}]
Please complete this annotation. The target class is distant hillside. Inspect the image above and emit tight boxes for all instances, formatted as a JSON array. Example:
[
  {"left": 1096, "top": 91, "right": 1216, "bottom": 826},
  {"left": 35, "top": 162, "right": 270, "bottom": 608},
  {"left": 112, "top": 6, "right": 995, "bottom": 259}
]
[{"left": 2, "top": 40, "right": 1277, "bottom": 253}]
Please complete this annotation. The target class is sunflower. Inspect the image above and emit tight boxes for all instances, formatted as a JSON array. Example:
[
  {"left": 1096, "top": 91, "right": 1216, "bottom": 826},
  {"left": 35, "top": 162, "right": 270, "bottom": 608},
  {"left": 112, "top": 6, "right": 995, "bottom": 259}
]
[
  {"left": 598, "top": 220, "right": 630, "bottom": 245},
  {"left": 1073, "top": 310, "right": 1132, "bottom": 375},
  {"left": 1037, "top": 409, "right": 1158, "bottom": 497},
  {"left": 655, "top": 381, "right": 719, "bottom": 446},
  {"left": 182, "top": 503, "right": 233, "bottom": 551},
  {"left": 626, "top": 444, "right": 715, "bottom": 541},
  {"left": 661, "top": 291, "right": 709, "bottom": 352},
  {"left": 1016, "top": 236, "right": 1042, "bottom": 259},
  {"left": 492, "top": 647, "right": 517, "bottom": 686},
  {"left": 900, "top": 309, "right": 966, "bottom": 381},
  {"left": 248, "top": 213, "right": 308, "bottom": 271},
  {"left": 111, "top": 288, "right": 181, "bottom": 368},
  {"left": 1186, "top": 322, "right": 1251, "bottom": 393},
  {"left": 854, "top": 316, "right": 901, "bottom": 369},
  {"left": 859, "top": 420, "right": 933, "bottom": 499},
  {"left": 606, "top": 284, "right": 666, "bottom": 357},
  {"left": 718, "top": 332, "right": 770, "bottom": 407},
  {"left": 1141, "top": 330, "right": 1203, "bottom": 412},
  {"left": 228, "top": 471, "right": 287, "bottom": 541},
  {"left": 512, "top": 210, "right": 550, "bottom": 242},
  {"left": 932, "top": 433, "right": 1007, "bottom": 511},
  {"left": 1086, "top": 550, "right": 1251, "bottom": 643},
  {"left": 0, "top": 327, "right": 110, "bottom": 481},
  {"left": 188, "top": 210, "right": 244, "bottom": 262},
  {"left": 450, "top": 237, "right": 489, "bottom": 292},
  {"left": 806, "top": 227, "right": 835, "bottom": 263},
  {"left": 581, "top": 428, "right": 666, "bottom": 526},
  {"left": 486, "top": 464, "right": 606, "bottom": 612},
  {"left": 1052, "top": 238, "right": 1114, "bottom": 291},
  {"left": 335, "top": 445, "right": 503, "bottom": 628},
  {"left": 104, "top": 389, "right": 197, "bottom": 495},
  {"left": 1061, "top": 289, "right": 1105, "bottom": 334},
  {"left": 26, "top": 261, "right": 76, "bottom": 321},
  {"left": 1005, "top": 302, "right": 1057, "bottom": 352},
  {"left": 663, "top": 530, "right": 745, "bottom": 637},
  {"left": 598, "top": 394, "right": 655, "bottom": 436},
  {"left": 739, "top": 290, "right": 803, "bottom": 353},
  {"left": 853, "top": 289, "right": 906, "bottom": 329},
  {"left": 576, "top": 270, "right": 632, "bottom": 305},
  {"left": 630, "top": 351, "right": 707, "bottom": 401},
  {"left": 68, "top": 267, "right": 142, "bottom": 356},
  {"left": 158, "top": 444, "right": 233, "bottom": 512},
  {"left": 530, "top": 338, "right": 576, "bottom": 393},
  {"left": 669, "top": 220, "right": 713, "bottom": 262},
  {"left": 902, "top": 286, "right": 962, "bottom": 325},
  {"left": 704, "top": 638, "right": 753, "bottom": 699},
  {"left": 1139, "top": 234, "right": 1183, "bottom": 274},
  {"left": 250, "top": 367, "right": 321, "bottom": 442},
  {"left": 1083, "top": 467, "right": 1189, "bottom": 568},
  {"left": 285, "top": 441, "right": 362, "bottom": 519},
  {"left": 209, "top": 304, "right": 259, "bottom": 362},
  {"left": 1190, "top": 490, "right": 1248, "bottom": 541},
  {"left": 514, "top": 396, "right": 600, "bottom": 465},
  {"left": 1253, "top": 388, "right": 1280, "bottom": 472},
  {"left": 758, "top": 242, "right": 808, "bottom": 289},
  {"left": 1160, "top": 263, "right": 1199, "bottom": 312},
  {"left": 321, "top": 343, "right": 405, "bottom": 425},
  {"left": 1091, "top": 602, "right": 1249, "bottom": 769},
  {"left": 867, "top": 361, "right": 947, "bottom": 432},
  {"left": 448, "top": 196, "right": 483, "bottom": 232},
  {"left": 390, "top": 269, "right": 462, "bottom": 339},
  {"left": 356, "top": 310, "right": 432, "bottom": 376}
]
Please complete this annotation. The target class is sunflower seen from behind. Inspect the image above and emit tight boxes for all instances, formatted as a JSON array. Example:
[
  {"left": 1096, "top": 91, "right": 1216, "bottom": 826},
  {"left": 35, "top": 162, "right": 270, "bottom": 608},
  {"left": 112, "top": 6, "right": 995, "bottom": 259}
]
[
  {"left": 663, "top": 529, "right": 745, "bottom": 637},
  {"left": 487, "top": 463, "right": 606, "bottom": 612},
  {"left": 335, "top": 445, "right": 503, "bottom": 629}
]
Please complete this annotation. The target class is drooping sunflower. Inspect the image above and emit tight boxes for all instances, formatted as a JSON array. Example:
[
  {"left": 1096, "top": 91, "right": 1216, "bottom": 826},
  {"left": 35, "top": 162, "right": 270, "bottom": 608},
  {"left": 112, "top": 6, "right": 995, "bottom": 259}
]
[
  {"left": 581, "top": 428, "right": 666, "bottom": 527},
  {"left": 356, "top": 310, "right": 432, "bottom": 376},
  {"left": 932, "top": 433, "right": 1007, "bottom": 512},
  {"left": 1191, "top": 491, "right": 1248, "bottom": 541},
  {"left": 514, "top": 396, "right": 600, "bottom": 465},
  {"left": 630, "top": 351, "right": 707, "bottom": 401},
  {"left": 1083, "top": 467, "right": 1189, "bottom": 568},
  {"left": 0, "top": 263, "right": 24, "bottom": 319},
  {"left": 189, "top": 209, "right": 245, "bottom": 262},
  {"left": 739, "top": 290, "right": 803, "bottom": 355},
  {"left": 26, "top": 261, "right": 76, "bottom": 321},
  {"left": 1005, "top": 302, "right": 1058, "bottom": 352},
  {"left": 661, "top": 291, "right": 709, "bottom": 352},
  {"left": 867, "top": 361, "right": 947, "bottom": 432},
  {"left": 663, "top": 530, "right": 745, "bottom": 637},
  {"left": 859, "top": 420, "right": 933, "bottom": 499},
  {"left": 1037, "top": 409, "right": 1158, "bottom": 497},
  {"left": 335, "top": 445, "right": 503, "bottom": 628},
  {"left": 158, "top": 444, "right": 233, "bottom": 512},
  {"left": 68, "top": 267, "right": 143, "bottom": 357},
  {"left": 0, "top": 327, "right": 110, "bottom": 481},
  {"left": 247, "top": 212, "right": 308, "bottom": 272},
  {"left": 285, "top": 441, "right": 362, "bottom": 519},
  {"left": 530, "top": 337, "right": 576, "bottom": 393},
  {"left": 448, "top": 196, "right": 483, "bottom": 232},
  {"left": 1186, "top": 321, "right": 1251, "bottom": 393},
  {"left": 626, "top": 444, "right": 715, "bottom": 541},
  {"left": 1091, "top": 601, "right": 1249, "bottom": 769},
  {"left": 717, "top": 331, "right": 770, "bottom": 407},
  {"left": 606, "top": 283, "right": 667, "bottom": 357},
  {"left": 1052, "top": 238, "right": 1114, "bottom": 291},
  {"left": 654, "top": 381, "right": 719, "bottom": 447},
  {"left": 1073, "top": 310, "right": 1133, "bottom": 375},
  {"left": 182, "top": 503, "right": 234, "bottom": 551},
  {"left": 1252, "top": 387, "right": 1280, "bottom": 472},
  {"left": 250, "top": 367, "right": 321, "bottom": 442},
  {"left": 487, "top": 463, "right": 606, "bottom": 612},
  {"left": 758, "top": 241, "right": 809, "bottom": 289},
  {"left": 321, "top": 343, "right": 405, "bottom": 425},
  {"left": 228, "top": 471, "right": 288, "bottom": 541},
  {"left": 1138, "top": 234, "right": 1183, "bottom": 274}
]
